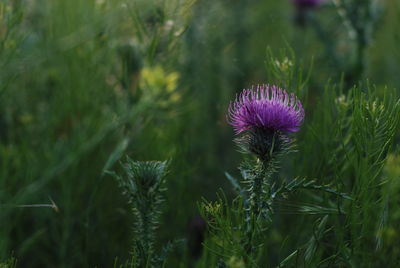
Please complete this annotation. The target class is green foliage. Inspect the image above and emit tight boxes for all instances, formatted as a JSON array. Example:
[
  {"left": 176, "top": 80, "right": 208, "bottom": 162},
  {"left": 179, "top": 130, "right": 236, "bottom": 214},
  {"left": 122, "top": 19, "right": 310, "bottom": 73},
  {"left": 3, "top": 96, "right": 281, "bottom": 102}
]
[
  {"left": 199, "top": 193, "right": 249, "bottom": 266},
  {"left": 0, "top": 257, "right": 16, "bottom": 268},
  {"left": 0, "top": 0, "right": 191, "bottom": 266}
]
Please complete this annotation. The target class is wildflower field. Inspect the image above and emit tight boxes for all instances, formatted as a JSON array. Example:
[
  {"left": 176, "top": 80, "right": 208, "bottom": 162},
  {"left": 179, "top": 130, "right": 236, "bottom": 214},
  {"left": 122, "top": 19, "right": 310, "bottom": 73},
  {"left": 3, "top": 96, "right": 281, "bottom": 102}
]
[{"left": 1, "top": 0, "right": 400, "bottom": 267}]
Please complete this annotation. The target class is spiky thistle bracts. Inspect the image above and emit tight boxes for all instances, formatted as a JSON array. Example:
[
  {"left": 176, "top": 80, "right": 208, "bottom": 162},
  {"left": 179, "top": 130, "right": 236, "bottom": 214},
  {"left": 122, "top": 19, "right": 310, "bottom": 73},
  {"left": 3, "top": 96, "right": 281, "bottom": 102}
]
[{"left": 228, "top": 85, "right": 304, "bottom": 135}]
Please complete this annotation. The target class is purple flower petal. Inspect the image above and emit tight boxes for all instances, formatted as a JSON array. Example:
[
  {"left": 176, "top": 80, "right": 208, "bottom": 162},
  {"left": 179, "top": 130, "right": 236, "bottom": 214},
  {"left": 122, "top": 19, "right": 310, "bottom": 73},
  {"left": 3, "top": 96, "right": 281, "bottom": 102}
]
[{"left": 228, "top": 85, "right": 304, "bottom": 135}]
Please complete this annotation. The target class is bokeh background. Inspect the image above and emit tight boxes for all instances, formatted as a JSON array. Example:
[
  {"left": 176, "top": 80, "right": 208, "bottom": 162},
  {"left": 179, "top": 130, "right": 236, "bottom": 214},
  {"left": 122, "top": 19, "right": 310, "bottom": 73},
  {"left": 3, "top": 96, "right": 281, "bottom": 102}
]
[{"left": 1, "top": 0, "right": 400, "bottom": 267}]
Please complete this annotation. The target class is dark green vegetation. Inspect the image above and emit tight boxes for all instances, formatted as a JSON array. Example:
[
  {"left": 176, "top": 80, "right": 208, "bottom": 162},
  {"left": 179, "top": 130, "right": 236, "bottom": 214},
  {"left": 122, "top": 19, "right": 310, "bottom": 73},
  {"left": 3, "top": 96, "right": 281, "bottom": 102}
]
[{"left": 1, "top": 0, "right": 400, "bottom": 267}]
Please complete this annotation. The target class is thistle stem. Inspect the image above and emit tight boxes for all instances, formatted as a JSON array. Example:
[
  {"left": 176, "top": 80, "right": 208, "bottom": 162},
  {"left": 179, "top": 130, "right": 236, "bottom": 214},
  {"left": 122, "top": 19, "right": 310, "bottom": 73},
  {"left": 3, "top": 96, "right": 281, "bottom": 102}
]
[{"left": 244, "top": 159, "right": 273, "bottom": 260}]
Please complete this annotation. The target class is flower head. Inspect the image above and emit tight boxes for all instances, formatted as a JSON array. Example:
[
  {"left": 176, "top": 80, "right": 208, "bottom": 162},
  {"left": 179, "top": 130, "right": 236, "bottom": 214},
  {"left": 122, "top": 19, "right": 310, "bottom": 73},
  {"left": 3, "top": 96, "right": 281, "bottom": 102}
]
[
  {"left": 228, "top": 85, "right": 304, "bottom": 161},
  {"left": 228, "top": 85, "right": 304, "bottom": 135}
]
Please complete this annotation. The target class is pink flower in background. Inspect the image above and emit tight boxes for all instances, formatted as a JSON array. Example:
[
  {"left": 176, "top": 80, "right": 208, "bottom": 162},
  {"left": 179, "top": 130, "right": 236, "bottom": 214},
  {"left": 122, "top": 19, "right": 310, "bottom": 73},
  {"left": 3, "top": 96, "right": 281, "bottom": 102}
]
[{"left": 292, "top": 0, "right": 323, "bottom": 8}]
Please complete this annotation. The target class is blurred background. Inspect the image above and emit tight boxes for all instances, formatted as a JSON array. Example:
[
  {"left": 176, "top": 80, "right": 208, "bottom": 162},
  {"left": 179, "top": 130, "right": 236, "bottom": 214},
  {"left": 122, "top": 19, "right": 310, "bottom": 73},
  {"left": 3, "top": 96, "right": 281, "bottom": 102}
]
[{"left": 0, "top": 0, "right": 400, "bottom": 267}]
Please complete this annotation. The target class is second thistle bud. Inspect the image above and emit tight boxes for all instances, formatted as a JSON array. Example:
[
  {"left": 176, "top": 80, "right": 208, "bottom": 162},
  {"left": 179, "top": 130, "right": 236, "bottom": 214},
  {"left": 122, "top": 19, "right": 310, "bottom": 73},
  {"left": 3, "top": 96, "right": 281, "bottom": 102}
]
[
  {"left": 120, "top": 159, "right": 168, "bottom": 197},
  {"left": 112, "top": 158, "right": 169, "bottom": 266}
]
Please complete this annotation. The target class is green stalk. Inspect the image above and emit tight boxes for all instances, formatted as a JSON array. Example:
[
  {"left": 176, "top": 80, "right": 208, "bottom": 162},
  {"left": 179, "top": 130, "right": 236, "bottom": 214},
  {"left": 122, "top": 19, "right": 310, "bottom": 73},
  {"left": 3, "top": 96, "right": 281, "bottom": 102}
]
[{"left": 244, "top": 159, "right": 274, "bottom": 263}]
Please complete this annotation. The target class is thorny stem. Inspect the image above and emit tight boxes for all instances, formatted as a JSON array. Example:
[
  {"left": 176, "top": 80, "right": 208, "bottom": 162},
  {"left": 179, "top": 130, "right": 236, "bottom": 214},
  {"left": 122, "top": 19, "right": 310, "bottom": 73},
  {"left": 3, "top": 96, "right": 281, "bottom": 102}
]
[
  {"left": 244, "top": 159, "right": 274, "bottom": 261},
  {"left": 133, "top": 199, "right": 159, "bottom": 267},
  {"left": 244, "top": 170, "right": 262, "bottom": 256}
]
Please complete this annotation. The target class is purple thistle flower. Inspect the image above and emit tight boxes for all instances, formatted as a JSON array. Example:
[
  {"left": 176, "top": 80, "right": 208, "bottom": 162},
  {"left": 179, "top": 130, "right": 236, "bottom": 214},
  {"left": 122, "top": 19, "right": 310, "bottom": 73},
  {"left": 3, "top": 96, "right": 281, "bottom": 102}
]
[
  {"left": 292, "top": 0, "right": 323, "bottom": 8},
  {"left": 228, "top": 85, "right": 304, "bottom": 135}
]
